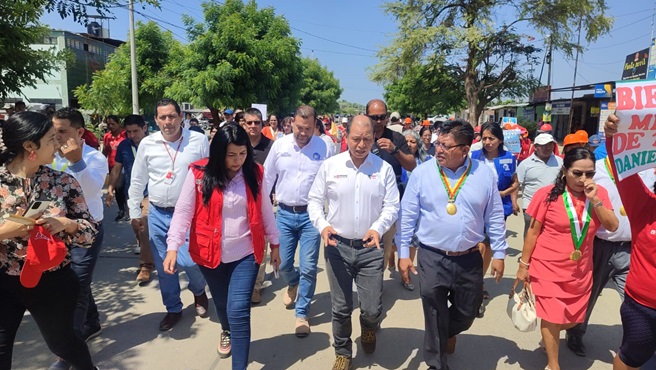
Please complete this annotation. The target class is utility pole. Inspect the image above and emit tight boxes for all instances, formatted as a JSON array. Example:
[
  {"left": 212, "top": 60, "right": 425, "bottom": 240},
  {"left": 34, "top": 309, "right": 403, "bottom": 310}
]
[
  {"left": 128, "top": 0, "right": 139, "bottom": 114},
  {"left": 567, "top": 15, "right": 583, "bottom": 135}
]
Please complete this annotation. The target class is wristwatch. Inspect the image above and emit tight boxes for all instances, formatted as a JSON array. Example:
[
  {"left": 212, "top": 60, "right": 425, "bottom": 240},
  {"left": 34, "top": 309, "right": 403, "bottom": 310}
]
[{"left": 391, "top": 146, "right": 399, "bottom": 155}]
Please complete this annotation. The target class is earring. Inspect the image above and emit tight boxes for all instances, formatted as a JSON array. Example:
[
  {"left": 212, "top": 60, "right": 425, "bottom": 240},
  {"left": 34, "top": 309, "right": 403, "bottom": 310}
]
[{"left": 28, "top": 151, "right": 37, "bottom": 161}]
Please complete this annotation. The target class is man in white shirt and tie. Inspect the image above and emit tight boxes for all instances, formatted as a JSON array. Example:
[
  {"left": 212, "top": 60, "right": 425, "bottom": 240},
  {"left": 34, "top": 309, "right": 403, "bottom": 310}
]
[
  {"left": 50, "top": 108, "right": 108, "bottom": 342},
  {"left": 308, "top": 115, "right": 399, "bottom": 370},
  {"left": 263, "top": 105, "right": 331, "bottom": 337},
  {"left": 128, "top": 98, "right": 209, "bottom": 332}
]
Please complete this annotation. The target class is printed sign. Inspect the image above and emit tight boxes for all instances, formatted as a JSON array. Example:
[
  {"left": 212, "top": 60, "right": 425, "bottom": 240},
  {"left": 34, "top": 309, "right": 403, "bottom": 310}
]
[
  {"left": 621, "top": 48, "right": 650, "bottom": 81},
  {"left": 251, "top": 103, "right": 267, "bottom": 121},
  {"left": 594, "top": 84, "right": 612, "bottom": 98},
  {"left": 613, "top": 80, "right": 656, "bottom": 180},
  {"left": 501, "top": 117, "right": 518, "bottom": 125},
  {"left": 503, "top": 129, "right": 521, "bottom": 154},
  {"left": 598, "top": 102, "right": 616, "bottom": 135}
]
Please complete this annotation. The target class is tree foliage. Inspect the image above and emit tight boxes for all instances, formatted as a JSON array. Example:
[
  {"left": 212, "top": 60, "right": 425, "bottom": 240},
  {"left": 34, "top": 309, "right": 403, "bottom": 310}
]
[
  {"left": 338, "top": 100, "right": 365, "bottom": 116},
  {"left": 373, "top": 0, "right": 613, "bottom": 124},
  {"left": 384, "top": 64, "right": 465, "bottom": 116},
  {"left": 75, "top": 21, "right": 183, "bottom": 116},
  {"left": 0, "top": 1, "right": 62, "bottom": 100},
  {"left": 298, "top": 58, "right": 342, "bottom": 115},
  {"left": 167, "top": 0, "right": 303, "bottom": 122}
]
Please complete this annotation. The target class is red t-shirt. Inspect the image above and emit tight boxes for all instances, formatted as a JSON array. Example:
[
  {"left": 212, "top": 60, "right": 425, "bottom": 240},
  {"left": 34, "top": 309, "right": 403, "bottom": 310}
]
[
  {"left": 103, "top": 130, "right": 126, "bottom": 169},
  {"left": 609, "top": 140, "right": 656, "bottom": 309}
]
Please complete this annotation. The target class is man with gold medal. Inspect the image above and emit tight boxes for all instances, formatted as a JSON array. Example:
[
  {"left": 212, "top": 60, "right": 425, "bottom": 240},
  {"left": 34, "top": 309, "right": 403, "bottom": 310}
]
[
  {"left": 564, "top": 155, "right": 656, "bottom": 358},
  {"left": 398, "top": 120, "right": 508, "bottom": 370}
]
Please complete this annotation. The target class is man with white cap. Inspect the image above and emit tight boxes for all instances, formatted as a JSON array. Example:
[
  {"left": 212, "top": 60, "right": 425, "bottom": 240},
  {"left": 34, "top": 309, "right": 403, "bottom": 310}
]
[
  {"left": 516, "top": 133, "right": 563, "bottom": 238},
  {"left": 387, "top": 112, "right": 403, "bottom": 133},
  {"left": 337, "top": 116, "right": 349, "bottom": 153}
]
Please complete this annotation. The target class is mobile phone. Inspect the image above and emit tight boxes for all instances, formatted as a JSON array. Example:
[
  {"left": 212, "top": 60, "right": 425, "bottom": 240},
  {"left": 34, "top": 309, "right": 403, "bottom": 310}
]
[
  {"left": 273, "top": 260, "right": 279, "bottom": 279},
  {"left": 23, "top": 200, "right": 49, "bottom": 218}
]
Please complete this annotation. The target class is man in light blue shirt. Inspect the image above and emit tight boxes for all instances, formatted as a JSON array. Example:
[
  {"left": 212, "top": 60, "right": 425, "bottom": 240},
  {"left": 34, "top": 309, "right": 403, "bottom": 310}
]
[{"left": 398, "top": 119, "right": 508, "bottom": 370}]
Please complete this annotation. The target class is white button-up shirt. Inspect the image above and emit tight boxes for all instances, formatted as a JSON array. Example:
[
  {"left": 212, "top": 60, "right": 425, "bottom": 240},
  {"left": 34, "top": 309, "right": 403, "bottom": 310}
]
[
  {"left": 128, "top": 129, "right": 209, "bottom": 218},
  {"left": 264, "top": 134, "right": 331, "bottom": 206},
  {"left": 308, "top": 152, "right": 400, "bottom": 239},
  {"left": 50, "top": 144, "right": 108, "bottom": 222}
]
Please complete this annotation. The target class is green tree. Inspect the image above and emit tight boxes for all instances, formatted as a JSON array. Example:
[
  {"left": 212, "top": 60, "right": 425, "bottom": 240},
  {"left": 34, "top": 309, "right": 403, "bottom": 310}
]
[
  {"left": 298, "top": 58, "right": 342, "bottom": 115},
  {"left": 338, "top": 100, "right": 365, "bottom": 116},
  {"left": 372, "top": 0, "right": 613, "bottom": 124},
  {"left": 167, "top": 0, "right": 302, "bottom": 123},
  {"left": 75, "top": 21, "right": 184, "bottom": 116},
  {"left": 384, "top": 64, "right": 465, "bottom": 116}
]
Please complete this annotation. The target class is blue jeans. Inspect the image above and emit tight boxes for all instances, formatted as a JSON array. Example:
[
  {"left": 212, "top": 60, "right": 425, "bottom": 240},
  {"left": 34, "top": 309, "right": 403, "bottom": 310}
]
[
  {"left": 325, "top": 240, "right": 384, "bottom": 357},
  {"left": 276, "top": 209, "right": 321, "bottom": 318},
  {"left": 200, "top": 254, "right": 258, "bottom": 370},
  {"left": 70, "top": 222, "right": 104, "bottom": 339},
  {"left": 148, "top": 205, "right": 207, "bottom": 313}
]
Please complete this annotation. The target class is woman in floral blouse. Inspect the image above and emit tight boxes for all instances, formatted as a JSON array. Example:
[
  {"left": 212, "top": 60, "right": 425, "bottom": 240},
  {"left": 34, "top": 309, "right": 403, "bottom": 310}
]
[{"left": 0, "top": 112, "right": 99, "bottom": 370}]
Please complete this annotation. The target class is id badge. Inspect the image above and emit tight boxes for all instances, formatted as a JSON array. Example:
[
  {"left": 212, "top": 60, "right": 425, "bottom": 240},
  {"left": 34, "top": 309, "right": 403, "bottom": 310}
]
[{"left": 163, "top": 171, "right": 176, "bottom": 185}]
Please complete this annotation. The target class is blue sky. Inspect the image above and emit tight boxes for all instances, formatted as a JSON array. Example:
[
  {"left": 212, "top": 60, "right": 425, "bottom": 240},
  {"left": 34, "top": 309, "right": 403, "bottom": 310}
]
[{"left": 40, "top": 0, "right": 656, "bottom": 106}]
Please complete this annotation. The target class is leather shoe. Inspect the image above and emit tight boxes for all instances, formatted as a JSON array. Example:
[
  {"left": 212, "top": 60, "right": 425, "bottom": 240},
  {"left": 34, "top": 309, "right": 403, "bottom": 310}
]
[
  {"left": 159, "top": 312, "right": 182, "bottom": 331},
  {"left": 194, "top": 292, "right": 209, "bottom": 318},
  {"left": 566, "top": 333, "right": 586, "bottom": 356}
]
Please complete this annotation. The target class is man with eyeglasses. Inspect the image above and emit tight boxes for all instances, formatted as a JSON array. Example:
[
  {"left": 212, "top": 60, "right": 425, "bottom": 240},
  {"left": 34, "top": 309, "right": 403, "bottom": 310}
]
[
  {"left": 242, "top": 107, "right": 274, "bottom": 304},
  {"left": 398, "top": 119, "right": 508, "bottom": 370},
  {"left": 365, "top": 99, "right": 416, "bottom": 273}
]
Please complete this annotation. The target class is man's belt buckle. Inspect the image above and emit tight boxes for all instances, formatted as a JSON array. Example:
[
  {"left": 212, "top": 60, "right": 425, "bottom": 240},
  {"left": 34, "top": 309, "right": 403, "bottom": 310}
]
[{"left": 292, "top": 205, "right": 303, "bottom": 212}]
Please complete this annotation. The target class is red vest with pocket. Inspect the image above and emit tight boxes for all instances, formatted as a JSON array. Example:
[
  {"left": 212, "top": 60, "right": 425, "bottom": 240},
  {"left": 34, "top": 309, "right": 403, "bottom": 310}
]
[{"left": 188, "top": 159, "right": 265, "bottom": 268}]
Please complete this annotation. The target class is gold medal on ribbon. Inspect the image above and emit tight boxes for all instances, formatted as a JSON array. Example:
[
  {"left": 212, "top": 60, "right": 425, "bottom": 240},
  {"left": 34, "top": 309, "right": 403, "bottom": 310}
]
[
  {"left": 438, "top": 160, "right": 472, "bottom": 216},
  {"left": 570, "top": 250, "right": 582, "bottom": 261},
  {"left": 620, "top": 206, "right": 626, "bottom": 216},
  {"left": 446, "top": 202, "right": 457, "bottom": 215}
]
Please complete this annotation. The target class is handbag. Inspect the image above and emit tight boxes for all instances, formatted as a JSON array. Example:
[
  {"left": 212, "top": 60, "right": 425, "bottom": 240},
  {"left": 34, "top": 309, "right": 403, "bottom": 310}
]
[{"left": 507, "top": 278, "right": 537, "bottom": 332}]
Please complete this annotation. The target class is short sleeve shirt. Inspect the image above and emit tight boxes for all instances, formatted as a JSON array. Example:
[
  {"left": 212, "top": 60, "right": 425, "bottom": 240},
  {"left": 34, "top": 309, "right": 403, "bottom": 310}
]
[
  {"left": 253, "top": 135, "right": 273, "bottom": 165},
  {"left": 115, "top": 139, "right": 137, "bottom": 190},
  {"left": 372, "top": 128, "right": 411, "bottom": 180}
]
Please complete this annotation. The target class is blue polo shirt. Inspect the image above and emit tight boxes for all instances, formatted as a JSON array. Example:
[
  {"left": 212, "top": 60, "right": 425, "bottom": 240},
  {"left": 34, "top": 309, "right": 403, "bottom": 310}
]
[{"left": 115, "top": 138, "right": 146, "bottom": 197}]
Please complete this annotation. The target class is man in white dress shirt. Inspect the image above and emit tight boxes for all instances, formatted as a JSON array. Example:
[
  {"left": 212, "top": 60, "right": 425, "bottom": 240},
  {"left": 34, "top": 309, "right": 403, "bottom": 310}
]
[
  {"left": 308, "top": 115, "right": 399, "bottom": 370},
  {"left": 128, "top": 98, "right": 209, "bottom": 331},
  {"left": 263, "top": 105, "right": 331, "bottom": 337},
  {"left": 50, "top": 108, "right": 108, "bottom": 342}
]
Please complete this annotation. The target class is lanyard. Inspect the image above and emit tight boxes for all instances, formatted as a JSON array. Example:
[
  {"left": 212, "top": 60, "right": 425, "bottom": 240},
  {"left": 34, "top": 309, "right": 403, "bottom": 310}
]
[
  {"left": 131, "top": 145, "right": 137, "bottom": 157},
  {"left": 562, "top": 190, "right": 591, "bottom": 251},
  {"left": 162, "top": 136, "right": 184, "bottom": 172},
  {"left": 51, "top": 159, "right": 68, "bottom": 172}
]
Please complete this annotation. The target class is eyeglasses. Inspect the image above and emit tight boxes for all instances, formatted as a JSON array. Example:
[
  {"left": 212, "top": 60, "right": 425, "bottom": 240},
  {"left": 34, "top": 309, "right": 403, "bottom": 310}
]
[
  {"left": 367, "top": 114, "right": 388, "bottom": 122},
  {"left": 569, "top": 170, "right": 596, "bottom": 179},
  {"left": 436, "top": 142, "right": 466, "bottom": 151},
  {"left": 245, "top": 120, "right": 261, "bottom": 126}
]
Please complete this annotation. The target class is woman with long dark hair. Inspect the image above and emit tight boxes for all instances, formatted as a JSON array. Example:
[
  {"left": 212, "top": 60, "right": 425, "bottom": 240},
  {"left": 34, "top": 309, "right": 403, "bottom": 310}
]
[
  {"left": 516, "top": 147, "right": 618, "bottom": 370},
  {"left": 0, "top": 112, "right": 99, "bottom": 370},
  {"left": 262, "top": 114, "right": 283, "bottom": 140},
  {"left": 471, "top": 122, "right": 519, "bottom": 307},
  {"left": 163, "top": 123, "right": 280, "bottom": 370}
]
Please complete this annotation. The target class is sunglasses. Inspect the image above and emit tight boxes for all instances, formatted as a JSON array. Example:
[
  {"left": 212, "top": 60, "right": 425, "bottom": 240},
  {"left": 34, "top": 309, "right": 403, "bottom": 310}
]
[
  {"left": 245, "top": 120, "right": 261, "bottom": 126},
  {"left": 569, "top": 170, "right": 596, "bottom": 179},
  {"left": 367, "top": 114, "right": 387, "bottom": 122}
]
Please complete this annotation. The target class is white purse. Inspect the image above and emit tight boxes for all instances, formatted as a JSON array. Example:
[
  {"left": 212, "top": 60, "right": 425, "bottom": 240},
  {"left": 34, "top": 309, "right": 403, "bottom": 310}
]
[{"left": 507, "top": 279, "right": 538, "bottom": 332}]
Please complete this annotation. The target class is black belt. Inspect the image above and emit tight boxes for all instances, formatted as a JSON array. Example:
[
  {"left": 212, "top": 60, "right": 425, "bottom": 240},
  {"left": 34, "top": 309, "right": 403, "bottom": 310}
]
[
  {"left": 419, "top": 242, "right": 479, "bottom": 257},
  {"left": 278, "top": 203, "right": 308, "bottom": 213},
  {"left": 151, "top": 203, "right": 176, "bottom": 213},
  {"left": 331, "top": 235, "right": 367, "bottom": 248}
]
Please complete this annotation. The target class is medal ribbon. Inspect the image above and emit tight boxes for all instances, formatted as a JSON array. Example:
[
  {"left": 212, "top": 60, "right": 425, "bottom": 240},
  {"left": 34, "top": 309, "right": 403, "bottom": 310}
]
[
  {"left": 438, "top": 159, "right": 472, "bottom": 202},
  {"left": 604, "top": 157, "right": 615, "bottom": 184},
  {"left": 51, "top": 159, "right": 68, "bottom": 172},
  {"left": 563, "top": 190, "right": 591, "bottom": 251}
]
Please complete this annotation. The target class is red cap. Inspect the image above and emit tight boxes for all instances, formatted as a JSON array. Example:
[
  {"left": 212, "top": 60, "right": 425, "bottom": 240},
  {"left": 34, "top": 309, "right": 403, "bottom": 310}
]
[
  {"left": 474, "top": 125, "right": 481, "bottom": 133},
  {"left": 404, "top": 117, "right": 413, "bottom": 124},
  {"left": 540, "top": 124, "right": 553, "bottom": 132},
  {"left": 422, "top": 120, "right": 431, "bottom": 126},
  {"left": 20, "top": 226, "right": 67, "bottom": 288}
]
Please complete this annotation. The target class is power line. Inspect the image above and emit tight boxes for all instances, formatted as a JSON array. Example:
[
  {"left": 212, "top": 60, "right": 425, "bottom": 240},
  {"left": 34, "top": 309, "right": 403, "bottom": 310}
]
[
  {"left": 587, "top": 31, "right": 651, "bottom": 50},
  {"left": 301, "top": 47, "right": 374, "bottom": 58},
  {"left": 290, "top": 26, "right": 378, "bottom": 53}
]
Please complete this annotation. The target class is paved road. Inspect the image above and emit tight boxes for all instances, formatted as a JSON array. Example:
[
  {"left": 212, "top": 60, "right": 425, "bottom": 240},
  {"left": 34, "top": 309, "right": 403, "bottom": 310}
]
[{"left": 13, "top": 202, "right": 625, "bottom": 369}]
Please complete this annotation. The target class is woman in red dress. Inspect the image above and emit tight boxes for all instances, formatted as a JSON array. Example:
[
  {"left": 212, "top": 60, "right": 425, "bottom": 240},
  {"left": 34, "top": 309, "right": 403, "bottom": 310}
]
[{"left": 516, "top": 147, "right": 618, "bottom": 370}]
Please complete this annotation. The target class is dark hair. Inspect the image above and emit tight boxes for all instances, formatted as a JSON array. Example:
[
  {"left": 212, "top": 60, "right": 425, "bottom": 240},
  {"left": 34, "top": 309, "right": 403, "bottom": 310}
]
[
  {"left": 481, "top": 122, "right": 504, "bottom": 150},
  {"left": 295, "top": 105, "right": 316, "bottom": 121},
  {"left": 106, "top": 115, "right": 120, "bottom": 125},
  {"left": 0, "top": 112, "right": 53, "bottom": 165},
  {"left": 419, "top": 126, "right": 431, "bottom": 139},
  {"left": 14, "top": 101, "right": 26, "bottom": 109},
  {"left": 123, "top": 114, "right": 146, "bottom": 128},
  {"left": 234, "top": 112, "right": 244, "bottom": 123},
  {"left": 268, "top": 114, "right": 282, "bottom": 130},
  {"left": 189, "top": 118, "right": 199, "bottom": 124},
  {"left": 547, "top": 147, "right": 596, "bottom": 202},
  {"left": 439, "top": 119, "right": 474, "bottom": 146},
  {"left": 315, "top": 118, "right": 326, "bottom": 135},
  {"left": 365, "top": 99, "right": 388, "bottom": 114},
  {"left": 245, "top": 108, "right": 263, "bottom": 122},
  {"left": 199, "top": 123, "right": 259, "bottom": 205},
  {"left": 53, "top": 107, "right": 85, "bottom": 129},
  {"left": 155, "top": 98, "right": 181, "bottom": 116}
]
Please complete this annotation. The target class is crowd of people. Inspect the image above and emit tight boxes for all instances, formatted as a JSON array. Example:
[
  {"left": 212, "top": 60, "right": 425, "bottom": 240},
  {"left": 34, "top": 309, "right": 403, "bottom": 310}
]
[{"left": 0, "top": 99, "right": 655, "bottom": 370}]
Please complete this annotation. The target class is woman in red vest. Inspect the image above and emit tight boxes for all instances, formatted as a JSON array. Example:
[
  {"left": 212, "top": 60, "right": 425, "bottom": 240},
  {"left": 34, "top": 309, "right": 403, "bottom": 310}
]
[{"left": 163, "top": 123, "right": 280, "bottom": 370}]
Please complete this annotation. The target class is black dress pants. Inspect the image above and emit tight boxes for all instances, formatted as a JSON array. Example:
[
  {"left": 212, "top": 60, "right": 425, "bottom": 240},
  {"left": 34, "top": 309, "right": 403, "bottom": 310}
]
[
  {"left": 418, "top": 245, "right": 483, "bottom": 370},
  {"left": 0, "top": 266, "right": 94, "bottom": 370}
]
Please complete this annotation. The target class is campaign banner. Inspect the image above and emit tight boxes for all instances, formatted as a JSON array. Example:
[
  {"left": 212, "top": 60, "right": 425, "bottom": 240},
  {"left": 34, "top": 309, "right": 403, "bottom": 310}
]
[
  {"left": 503, "top": 129, "right": 521, "bottom": 154},
  {"left": 621, "top": 48, "right": 650, "bottom": 81},
  {"left": 501, "top": 117, "right": 517, "bottom": 125},
  {"left": 613, "top": 80, "right": 656, "bottom": 180}
]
